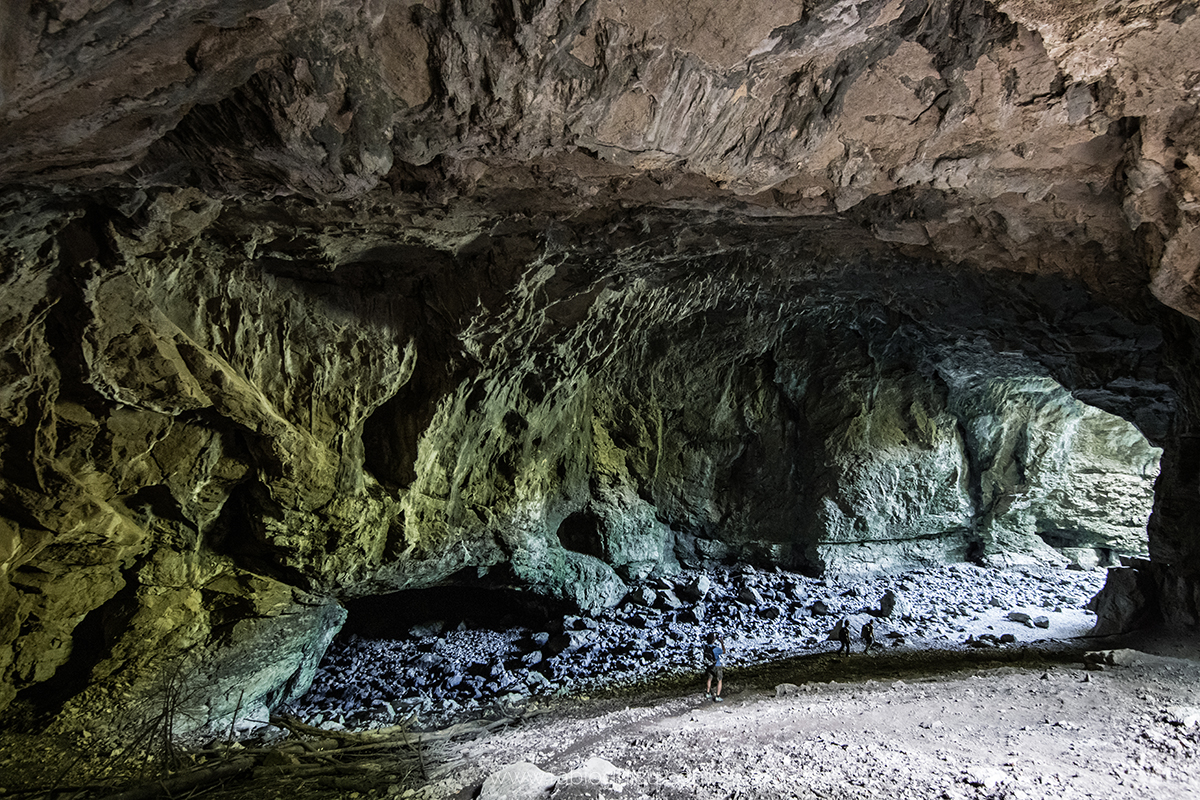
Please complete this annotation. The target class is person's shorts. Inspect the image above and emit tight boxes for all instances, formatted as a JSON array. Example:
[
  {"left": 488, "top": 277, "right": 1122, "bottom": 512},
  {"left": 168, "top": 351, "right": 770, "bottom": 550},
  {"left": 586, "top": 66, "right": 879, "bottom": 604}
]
[{"left": 706, "top": 665, "right": 723, "bottom": 682}]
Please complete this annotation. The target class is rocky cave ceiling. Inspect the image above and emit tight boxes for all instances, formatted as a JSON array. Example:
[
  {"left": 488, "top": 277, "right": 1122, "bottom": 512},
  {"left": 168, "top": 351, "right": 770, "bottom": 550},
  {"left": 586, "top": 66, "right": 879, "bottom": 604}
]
[{"left": 2, "top": 0, "right": 1200, "bottom": 734}]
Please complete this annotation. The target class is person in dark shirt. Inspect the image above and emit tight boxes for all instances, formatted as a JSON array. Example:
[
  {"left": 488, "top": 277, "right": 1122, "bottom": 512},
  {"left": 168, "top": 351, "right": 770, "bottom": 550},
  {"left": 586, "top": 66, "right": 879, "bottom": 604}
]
[
  {"left": 703, "top": 631, "right": 727, "bottom": 701},
  {"left": 837, "top": 618, "right": 852, "bottom": 655}
]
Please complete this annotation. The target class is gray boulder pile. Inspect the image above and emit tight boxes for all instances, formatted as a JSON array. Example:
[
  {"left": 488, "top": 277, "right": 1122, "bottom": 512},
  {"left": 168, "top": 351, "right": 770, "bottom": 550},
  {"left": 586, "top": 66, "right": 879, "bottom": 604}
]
[{"left": 286, "top": 563, "right": 1107, "bottom": 730}]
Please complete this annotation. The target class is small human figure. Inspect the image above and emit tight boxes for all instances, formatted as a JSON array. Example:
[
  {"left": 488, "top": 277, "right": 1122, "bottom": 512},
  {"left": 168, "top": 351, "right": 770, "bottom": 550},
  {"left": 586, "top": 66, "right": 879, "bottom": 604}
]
[
  {"left": 861, "top": 619, "right": 876, "bottom": 653},
  {"left": 703, "top": 631, "right": 726, "bottom": 702},
  {"left": 837, "top": 618, "right": 852, "bottom": 655}
]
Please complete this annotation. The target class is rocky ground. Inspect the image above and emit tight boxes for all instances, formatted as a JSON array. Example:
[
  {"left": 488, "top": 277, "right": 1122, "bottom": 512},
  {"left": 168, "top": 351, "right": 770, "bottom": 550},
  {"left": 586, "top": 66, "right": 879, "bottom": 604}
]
[
  {"left": 287, "top": 562, "right": 1111, "bottom": 731},
  {"left": 427, "top": 635, "right": 1200, "bottom": 800},
  {"left": 7, "top": 563, "right": 1200, "bottom": 800}
]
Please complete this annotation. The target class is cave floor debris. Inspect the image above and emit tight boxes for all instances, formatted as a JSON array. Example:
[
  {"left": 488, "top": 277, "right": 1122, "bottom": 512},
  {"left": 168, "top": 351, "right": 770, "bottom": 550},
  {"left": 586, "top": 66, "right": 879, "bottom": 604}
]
[
  {"left": 291, "top": 562, "right": 1111, "bottom": 732},
  {"left": 5, "top": 565, "right": 1199, "bottom": 799},
  {"left": 3, "top": 634, "right": 1200, "bottom": 800},
  {"left": 426, "top": 631, "right": 1200, "bottom": 800}
]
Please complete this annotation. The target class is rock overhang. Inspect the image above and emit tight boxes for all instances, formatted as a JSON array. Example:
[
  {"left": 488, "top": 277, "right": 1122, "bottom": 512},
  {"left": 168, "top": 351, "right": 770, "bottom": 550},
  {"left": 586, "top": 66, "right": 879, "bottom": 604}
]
[{"left": 2, "top": 0, "right": 1200, "bottom": 735}]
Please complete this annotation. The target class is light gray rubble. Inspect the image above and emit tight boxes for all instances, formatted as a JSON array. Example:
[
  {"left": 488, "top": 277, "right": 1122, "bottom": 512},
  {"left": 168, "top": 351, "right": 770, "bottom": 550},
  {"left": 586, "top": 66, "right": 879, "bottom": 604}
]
[{"left": 286, "top": 562, "right": 1107, "bottom": 730}]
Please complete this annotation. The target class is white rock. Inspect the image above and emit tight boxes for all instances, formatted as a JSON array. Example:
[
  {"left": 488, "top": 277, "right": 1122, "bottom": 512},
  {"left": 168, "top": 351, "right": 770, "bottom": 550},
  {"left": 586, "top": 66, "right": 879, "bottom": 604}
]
[
  {"left": 1165, "top": 706, "right": 1200, "bottom": 728},
  {"left": 555, "top": 756, "right": 628, "bottom": 792},
  {"left": 479, "top": 762, "right": 557, "bottom": 800},
  {"left": 963, "top": 766, "right": 1007, "bottom": 789}
]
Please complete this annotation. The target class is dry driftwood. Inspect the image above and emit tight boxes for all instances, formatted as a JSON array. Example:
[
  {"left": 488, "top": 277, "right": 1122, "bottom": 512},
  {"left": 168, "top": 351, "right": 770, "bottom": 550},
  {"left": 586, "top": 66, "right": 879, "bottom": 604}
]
[
  {"left": 252, "top": 761, "right": 387, "bottom": 779},
  {"left": 91, "top": 710, "right": 517, "bottom": 800},
  {"left": 269, "top": 712, "right": 516, "bottom": 746},
  {"left": 97, "top": 754, "right": 258, "bottom": 800}
]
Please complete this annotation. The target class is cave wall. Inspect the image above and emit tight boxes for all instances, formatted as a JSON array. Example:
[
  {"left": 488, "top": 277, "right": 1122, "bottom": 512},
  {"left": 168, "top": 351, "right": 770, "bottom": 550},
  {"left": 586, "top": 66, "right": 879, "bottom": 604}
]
[
  {"left": 0, "top": 193, "right": 1170, "bottom": 733},
  {"left": 1, "top": 0, "right": 1200, "bottom": 735}
]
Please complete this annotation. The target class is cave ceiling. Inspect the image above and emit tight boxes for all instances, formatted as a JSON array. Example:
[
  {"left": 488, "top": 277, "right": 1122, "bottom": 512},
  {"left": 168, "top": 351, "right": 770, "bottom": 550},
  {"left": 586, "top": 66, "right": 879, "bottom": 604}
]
[
  {"left": 1, "top": 0, "right": 1196, "bottom": 311},
  {"left": 3, "top": 0, "right": 1200, "bottom": 731}
]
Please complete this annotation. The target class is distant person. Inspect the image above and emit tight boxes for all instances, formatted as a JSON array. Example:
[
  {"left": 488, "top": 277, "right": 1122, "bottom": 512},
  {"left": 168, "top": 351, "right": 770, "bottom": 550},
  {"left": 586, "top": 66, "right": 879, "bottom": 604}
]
[
  {"left": 861, "top": 619, "right": 877, "bottom": 653},
  {"left": 837, "top": 618, "right": 851, "bottom": 655},
  {"left": 703, "top": 631, "right": 726, "bottom": 701}
]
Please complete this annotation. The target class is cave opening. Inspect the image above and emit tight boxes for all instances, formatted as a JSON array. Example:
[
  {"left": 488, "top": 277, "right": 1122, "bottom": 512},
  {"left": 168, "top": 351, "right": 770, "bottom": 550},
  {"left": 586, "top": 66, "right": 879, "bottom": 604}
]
[{"left": 555, "top": 509, "right": 606, "bottom": 560}]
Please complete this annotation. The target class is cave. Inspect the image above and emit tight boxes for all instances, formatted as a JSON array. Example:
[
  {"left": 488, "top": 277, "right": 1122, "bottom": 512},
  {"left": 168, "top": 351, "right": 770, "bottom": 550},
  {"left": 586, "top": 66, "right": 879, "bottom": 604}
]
[{"left": 4, "top": 1, "right": 1200, "bottom": 797}]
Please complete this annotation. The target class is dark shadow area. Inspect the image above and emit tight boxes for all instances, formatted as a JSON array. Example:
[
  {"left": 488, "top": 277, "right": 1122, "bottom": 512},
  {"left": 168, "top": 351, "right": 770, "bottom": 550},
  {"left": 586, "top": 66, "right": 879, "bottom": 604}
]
[
  {"left": 362, "top": 381, "right": 438, "bottom": 489},
  {"left": 342, "top": 573, "right": 575, "bottom": 639},
  {"left": 11, "top": 564, "right": 140, "bottom": 723},
  {"left": 206, "top": 478, "right": 309, "bottom": 590},
  {"left": 555, "top": 509, "right": 605, "bottom": 560}
]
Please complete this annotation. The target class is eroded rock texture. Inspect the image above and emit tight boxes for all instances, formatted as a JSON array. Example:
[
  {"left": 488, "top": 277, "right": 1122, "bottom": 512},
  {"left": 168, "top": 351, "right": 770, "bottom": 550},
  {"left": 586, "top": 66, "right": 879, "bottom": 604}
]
[{"left": 1, "top": 0, "right": 1198, "bottom": 734}]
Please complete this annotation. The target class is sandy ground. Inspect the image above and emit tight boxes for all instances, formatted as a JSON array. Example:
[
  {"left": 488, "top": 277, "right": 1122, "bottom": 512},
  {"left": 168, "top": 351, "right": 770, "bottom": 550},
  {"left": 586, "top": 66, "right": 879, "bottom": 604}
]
[{"left": 419, "top": 632, "right": 1200, "bottom": 800}]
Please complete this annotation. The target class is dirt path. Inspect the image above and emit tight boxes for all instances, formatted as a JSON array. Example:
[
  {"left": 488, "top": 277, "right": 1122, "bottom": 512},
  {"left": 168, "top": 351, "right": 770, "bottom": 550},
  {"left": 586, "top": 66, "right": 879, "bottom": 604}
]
[{"left": 423, "top": 637, "right": 1200, "bottom": 800}]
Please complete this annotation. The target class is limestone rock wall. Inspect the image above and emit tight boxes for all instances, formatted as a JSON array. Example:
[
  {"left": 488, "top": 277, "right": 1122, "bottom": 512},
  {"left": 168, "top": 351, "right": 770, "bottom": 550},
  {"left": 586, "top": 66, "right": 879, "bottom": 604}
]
[
  {"left": 0, "top": 191, "right": 1169, "bottom": 733},
  {"left": 0, "top": 0, "right": 1198, "bottom": 735}
]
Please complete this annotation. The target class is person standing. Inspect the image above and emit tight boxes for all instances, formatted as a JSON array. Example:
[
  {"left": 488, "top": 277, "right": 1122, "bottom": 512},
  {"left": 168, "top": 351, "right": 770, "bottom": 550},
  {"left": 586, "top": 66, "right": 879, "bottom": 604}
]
[
  {"left": 703, "top": 632, "right": 726, "bottom": 701},
  {"left": 861, "top": 619, "right": 876, "bottom": 653},
  {"left": 837, "top": 618, "right": 852, "bottom": 655}
]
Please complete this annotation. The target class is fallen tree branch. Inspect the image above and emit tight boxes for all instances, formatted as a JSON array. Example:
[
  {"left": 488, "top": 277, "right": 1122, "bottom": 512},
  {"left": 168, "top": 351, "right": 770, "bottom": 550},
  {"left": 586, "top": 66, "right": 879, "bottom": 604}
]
[
  {"left": 251, "top": 761, "right": 387, "bottom": 779},
  {"left": 97, "top": 755, "right": 258, "bottom": 800}
]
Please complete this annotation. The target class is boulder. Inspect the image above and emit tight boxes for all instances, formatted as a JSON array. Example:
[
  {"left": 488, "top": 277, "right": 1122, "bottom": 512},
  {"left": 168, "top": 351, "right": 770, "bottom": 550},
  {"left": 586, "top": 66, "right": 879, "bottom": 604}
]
[
  {"left": 408, "top": 621, "right": 444, "bottom": 638},
  {"left": 676, "top": 574, "right": 712, "bottom": 602},
  {"left": 626, "top": 586, "right": 657, "bottom": 607},
  {"left": 1165, "top": 706, "right": 1200, "bottom": 728},
  {"left": 480, "top": 762, "right": 557, "bottom": 800},
  {"left": 655, "top": 589, "right": 684, "bottom": 611},
  {"left": 737, "top": 586, "right": 765, "bottom": 606},
  {"left": 811, "top": 600, "right": 834, "bottom": 617},
  {"left": 1088, "top": 566, "right": 1158, "bottom": 636},
  {"left": 878, "top": 589, "right": 910, "bottom": 619},
  {"left": 512, "top": 549, "right": 628, "bottom": 615},
  {"left": 50, "top": 562, "right": 346, "bottom": 740},
  {"left": 964, "top": 767, "right": 1007, "bottom": 790}
]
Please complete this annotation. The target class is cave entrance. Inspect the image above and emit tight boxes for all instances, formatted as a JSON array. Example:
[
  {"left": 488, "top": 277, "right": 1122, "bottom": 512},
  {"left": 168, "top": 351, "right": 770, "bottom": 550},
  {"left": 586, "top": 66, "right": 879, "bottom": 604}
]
[{"left": 1018, "top": 398, "right": 1163, "bottom": 569}]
